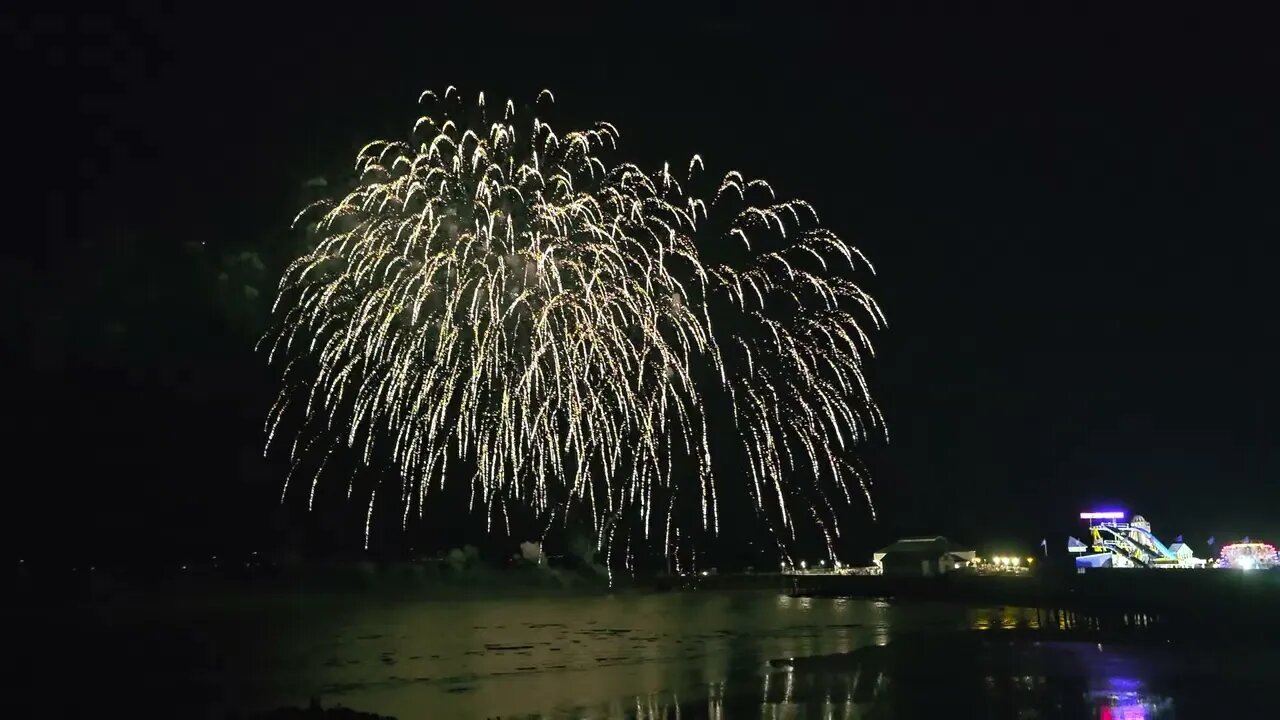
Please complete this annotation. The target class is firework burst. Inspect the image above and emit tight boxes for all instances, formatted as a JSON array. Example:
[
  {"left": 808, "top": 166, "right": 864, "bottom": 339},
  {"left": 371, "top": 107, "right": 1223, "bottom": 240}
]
[{"left": 264, "top": 88, "right": 885, "bottom": 566}]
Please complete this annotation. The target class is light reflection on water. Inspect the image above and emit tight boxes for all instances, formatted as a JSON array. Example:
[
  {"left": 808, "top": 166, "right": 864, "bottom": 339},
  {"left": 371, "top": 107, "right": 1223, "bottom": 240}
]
[
  {"left": 548, "top": 647, "right": 1181, "bottom": 720},
  {"left": 209, "top": 591, "right": 1045, "bottom": 717},
  {"left": 48, "top": 590, "right": 1272, "bottom": 718},
  {"left": 969, "top": 604, "right": 1042, "bottom": 631}
]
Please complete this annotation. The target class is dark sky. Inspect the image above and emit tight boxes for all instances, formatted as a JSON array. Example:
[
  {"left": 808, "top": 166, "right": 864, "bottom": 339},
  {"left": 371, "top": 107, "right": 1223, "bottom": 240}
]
[{"left": 8, "top": 6, "right": 1279, "bottom": 564}]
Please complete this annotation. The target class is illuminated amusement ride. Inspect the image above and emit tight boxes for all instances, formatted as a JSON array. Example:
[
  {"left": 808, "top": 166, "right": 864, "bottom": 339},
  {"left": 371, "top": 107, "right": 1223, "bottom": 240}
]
[
  {"left": 1071, "top": 511, "right": 1206, "bottom": 569},
  {"left": 1217, "top": 541, "right": 1280, "bottom": 570}
]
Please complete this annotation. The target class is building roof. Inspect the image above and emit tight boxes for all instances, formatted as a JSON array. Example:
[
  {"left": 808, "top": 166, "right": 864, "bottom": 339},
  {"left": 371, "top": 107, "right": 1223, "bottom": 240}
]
[
  {"left": 1169, "top": 542, "right": 1189, "bottom": 554},
  {"left": 876, "top": 536, "right": 971, "bottom": 556}
]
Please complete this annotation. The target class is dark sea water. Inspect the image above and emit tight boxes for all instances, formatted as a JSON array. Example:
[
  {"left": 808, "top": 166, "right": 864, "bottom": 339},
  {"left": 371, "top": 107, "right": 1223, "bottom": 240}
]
[{"left": 16, "top": 590, "right": 1276, "bottom": 718}]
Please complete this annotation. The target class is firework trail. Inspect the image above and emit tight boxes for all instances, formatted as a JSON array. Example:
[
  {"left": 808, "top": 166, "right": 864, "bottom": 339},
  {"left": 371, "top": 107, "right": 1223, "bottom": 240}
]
[{"left": 264, "top": 88, "right": 885, "bottom": 565}]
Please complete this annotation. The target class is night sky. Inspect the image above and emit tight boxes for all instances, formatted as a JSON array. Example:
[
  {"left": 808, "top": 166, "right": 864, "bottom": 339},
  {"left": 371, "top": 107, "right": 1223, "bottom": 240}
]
[{"left": 8, "top": 6, "right": 1279, "bottom": 565}]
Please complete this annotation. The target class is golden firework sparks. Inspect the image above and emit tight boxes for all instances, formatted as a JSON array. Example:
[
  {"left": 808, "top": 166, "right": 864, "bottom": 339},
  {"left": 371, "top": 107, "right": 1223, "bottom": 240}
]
[{"left": 264, "top": 90, "right": 885, "bottom": 566}]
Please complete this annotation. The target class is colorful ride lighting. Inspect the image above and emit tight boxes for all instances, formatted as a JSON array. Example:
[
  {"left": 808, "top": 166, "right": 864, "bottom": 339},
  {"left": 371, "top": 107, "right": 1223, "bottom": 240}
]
[
  {"left": 1219, "top": 541, "right": 1278, "bottom": 570},
  {"left": 1080, "top": 510, "right": 1126, "bottom": 520}
]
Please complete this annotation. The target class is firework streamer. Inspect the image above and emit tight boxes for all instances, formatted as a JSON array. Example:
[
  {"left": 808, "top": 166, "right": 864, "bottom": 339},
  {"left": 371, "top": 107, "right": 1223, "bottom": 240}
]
[{"left": 264, "top": 89, "right": 885, "bottom": 563}]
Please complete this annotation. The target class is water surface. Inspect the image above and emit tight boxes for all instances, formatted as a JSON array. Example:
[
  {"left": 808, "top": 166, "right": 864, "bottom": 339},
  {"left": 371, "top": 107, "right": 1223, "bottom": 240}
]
[{"left": 21, "top": 590, "right": 1271, "bottom": 717}]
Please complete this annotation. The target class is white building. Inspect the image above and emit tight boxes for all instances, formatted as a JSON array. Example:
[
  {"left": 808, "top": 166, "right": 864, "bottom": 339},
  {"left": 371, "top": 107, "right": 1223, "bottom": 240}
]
[
  {"left": 873, "top": 536, "right": 976, "bottom": 577},
  {"left": 1168, "top": 542, "right": 1207, "bottom": 568}
]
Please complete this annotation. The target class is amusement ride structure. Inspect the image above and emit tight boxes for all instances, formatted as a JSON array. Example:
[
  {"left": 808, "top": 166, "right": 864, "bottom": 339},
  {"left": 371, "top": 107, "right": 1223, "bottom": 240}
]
[
  {"left": 1218, "top": 541, "right": 1280, "bottom": 570},
  {"left": 1072, "top": 511, "right": 1205, "bottom": 569}
]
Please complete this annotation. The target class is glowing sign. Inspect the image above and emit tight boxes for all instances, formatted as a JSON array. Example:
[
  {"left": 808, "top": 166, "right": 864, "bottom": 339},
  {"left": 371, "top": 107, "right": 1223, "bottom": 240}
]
[{"left": 1080, "top": 511, "right": 1126, "bottom": 520}]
